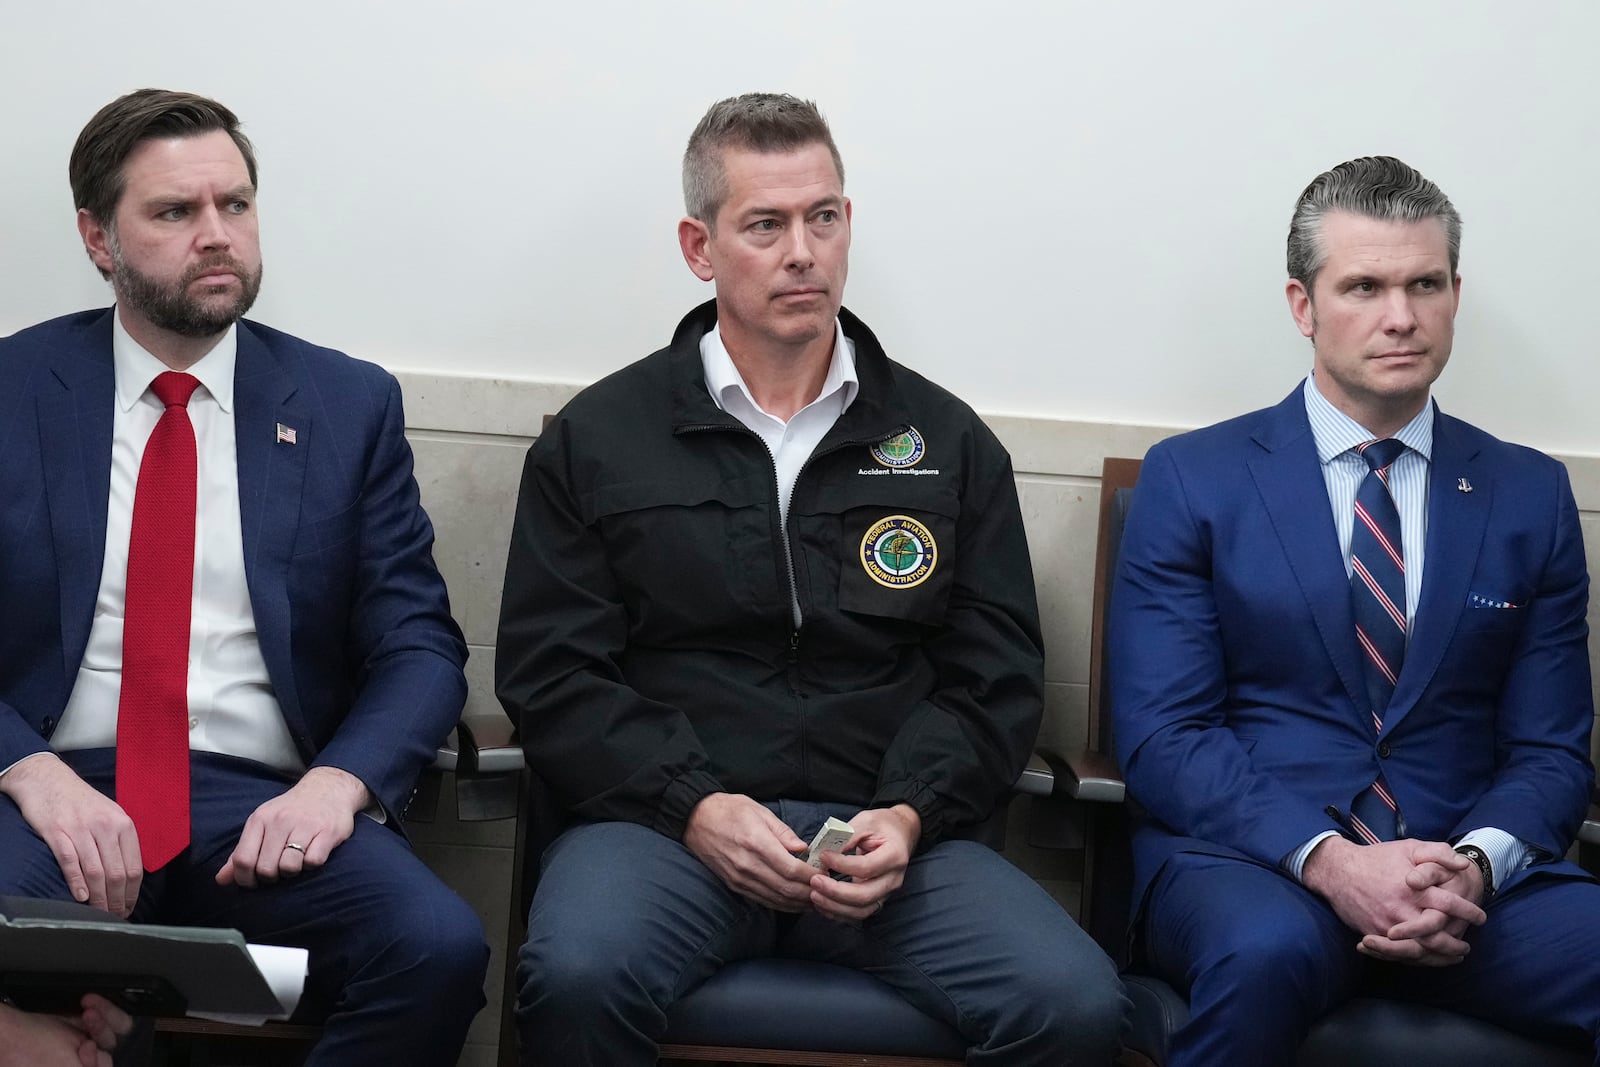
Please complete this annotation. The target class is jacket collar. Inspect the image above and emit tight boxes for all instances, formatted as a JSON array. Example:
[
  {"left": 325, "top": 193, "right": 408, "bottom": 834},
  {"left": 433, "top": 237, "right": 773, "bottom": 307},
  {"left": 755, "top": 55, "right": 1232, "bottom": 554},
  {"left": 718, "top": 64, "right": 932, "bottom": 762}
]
[
  {"left": 40, "top": 311, "right": 117, "bottom": 680},
  {"left": 666, "top": 300, "right": 912, "bottom": 447}
]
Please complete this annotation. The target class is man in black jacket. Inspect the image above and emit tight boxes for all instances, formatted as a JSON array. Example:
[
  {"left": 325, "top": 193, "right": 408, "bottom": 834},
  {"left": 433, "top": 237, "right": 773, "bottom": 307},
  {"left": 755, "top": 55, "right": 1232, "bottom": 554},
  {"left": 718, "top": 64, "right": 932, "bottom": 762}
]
[{"left": 497, "top": 93, "right": 1126, "bottom": 1066}]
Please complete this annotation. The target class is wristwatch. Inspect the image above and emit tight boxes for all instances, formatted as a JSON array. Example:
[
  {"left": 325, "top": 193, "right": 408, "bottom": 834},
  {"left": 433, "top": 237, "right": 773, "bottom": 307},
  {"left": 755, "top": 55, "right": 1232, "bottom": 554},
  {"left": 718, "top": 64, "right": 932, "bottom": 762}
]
[{"left": 1454, "top": 843, "right": 1495, "bottom": 899}]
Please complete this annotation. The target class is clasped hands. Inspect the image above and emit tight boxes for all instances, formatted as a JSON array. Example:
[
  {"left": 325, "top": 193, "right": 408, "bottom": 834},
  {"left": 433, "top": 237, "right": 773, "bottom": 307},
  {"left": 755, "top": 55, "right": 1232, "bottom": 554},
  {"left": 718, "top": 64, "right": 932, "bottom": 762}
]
[
  {"left": 1303, "top": 836, "right": 1487, "bottom": 967},
  {"left": 683, "top": 793, "right": 921, "bottom": 922}
]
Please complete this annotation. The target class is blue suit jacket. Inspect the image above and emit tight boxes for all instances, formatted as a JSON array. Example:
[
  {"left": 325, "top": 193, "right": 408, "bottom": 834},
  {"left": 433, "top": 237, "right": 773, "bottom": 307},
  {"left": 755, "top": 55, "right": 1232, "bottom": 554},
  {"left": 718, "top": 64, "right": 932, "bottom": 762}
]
[
  {"left": 0, "top": 309, "right": 467, "bottom": 821},
  {"left": 1109, "top": 386, "right": 1594, "bottom": 910}
]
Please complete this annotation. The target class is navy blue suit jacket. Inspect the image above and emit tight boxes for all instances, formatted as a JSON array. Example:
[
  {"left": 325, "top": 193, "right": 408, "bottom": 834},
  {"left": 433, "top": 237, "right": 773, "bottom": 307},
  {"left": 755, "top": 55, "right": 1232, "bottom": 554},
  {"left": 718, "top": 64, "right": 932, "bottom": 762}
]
[
  {"left": 0, "top": 309, "right": 467, "bottom": 821},
  {"left": 1110, "top": 386, "right": 1594, "bottom": 911}
]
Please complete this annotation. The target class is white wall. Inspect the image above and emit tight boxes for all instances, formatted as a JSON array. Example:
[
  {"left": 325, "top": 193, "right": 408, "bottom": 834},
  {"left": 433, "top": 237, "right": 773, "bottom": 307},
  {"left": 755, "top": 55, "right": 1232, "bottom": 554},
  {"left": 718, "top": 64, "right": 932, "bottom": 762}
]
[{"left": 3, "top": 1, "right": 1597, "bottom": 452}]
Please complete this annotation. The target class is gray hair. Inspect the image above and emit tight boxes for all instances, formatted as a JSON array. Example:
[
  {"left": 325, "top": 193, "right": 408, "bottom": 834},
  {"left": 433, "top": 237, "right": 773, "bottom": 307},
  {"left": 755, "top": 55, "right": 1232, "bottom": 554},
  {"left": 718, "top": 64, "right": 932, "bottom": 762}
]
[
  {"left": 1287, "top": 156, "right": 1461, "bottom": 293},
  {"left": 683, "top": 93, "right": 844, "bottom": 227}
]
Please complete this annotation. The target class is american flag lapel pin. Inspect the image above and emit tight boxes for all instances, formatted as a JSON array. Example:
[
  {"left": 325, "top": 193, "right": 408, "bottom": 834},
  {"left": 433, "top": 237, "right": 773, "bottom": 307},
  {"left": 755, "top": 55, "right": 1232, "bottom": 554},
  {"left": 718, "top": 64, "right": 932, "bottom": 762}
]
[{"left": 276, "top": 422, "right": 298, "bottom": 445}]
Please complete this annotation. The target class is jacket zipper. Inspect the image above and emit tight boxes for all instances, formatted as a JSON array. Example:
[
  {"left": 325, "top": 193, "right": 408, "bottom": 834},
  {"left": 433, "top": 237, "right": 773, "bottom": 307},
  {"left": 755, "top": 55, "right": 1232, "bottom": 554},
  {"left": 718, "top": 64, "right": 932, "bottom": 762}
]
[{"left": 679, "top": 421, "right": 908, "bottom": 785}]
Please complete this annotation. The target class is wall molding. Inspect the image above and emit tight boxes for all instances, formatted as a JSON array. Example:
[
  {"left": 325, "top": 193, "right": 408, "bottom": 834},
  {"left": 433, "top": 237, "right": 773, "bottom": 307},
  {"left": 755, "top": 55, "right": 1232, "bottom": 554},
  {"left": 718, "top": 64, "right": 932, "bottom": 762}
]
[{"left": 397, "top": 371, "right": 1600, "bottom": 509}]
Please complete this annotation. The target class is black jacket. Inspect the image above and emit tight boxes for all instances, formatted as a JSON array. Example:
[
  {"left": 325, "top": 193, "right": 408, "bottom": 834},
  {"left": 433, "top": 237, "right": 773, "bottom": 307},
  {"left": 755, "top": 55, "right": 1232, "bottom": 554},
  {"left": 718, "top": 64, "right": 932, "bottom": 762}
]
[{"left": 496, "top": 302, "right": 1044, "bottom": 845}]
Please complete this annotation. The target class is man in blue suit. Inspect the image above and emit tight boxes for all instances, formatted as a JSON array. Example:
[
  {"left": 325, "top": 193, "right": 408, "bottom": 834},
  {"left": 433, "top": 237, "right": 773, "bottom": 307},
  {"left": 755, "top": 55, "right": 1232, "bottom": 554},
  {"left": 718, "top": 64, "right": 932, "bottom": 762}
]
[
  {"left": 0, "top": 89, "right": 487, "bottom": 1064},
  {"left": 1110, "top": 156, "right": 1600, "bottom": 1063}
]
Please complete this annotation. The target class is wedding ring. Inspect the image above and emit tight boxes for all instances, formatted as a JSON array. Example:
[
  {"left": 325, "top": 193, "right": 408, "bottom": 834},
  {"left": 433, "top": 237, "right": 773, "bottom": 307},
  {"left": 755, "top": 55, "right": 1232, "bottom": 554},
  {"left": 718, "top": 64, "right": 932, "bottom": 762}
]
[{"left": 283, "top": 842, "right": 306, "bottom": 854}]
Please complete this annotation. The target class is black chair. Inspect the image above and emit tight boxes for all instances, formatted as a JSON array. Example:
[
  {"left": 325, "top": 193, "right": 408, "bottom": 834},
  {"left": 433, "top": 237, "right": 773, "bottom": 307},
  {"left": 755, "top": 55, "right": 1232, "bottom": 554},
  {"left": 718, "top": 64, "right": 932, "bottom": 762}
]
[
  {"left": 1049, "top": 456, "right": 1588, "bottom": 1067},
  {"left": 1580, "top": 791, "right": 1600, "bottom": 874},
  {"left": 460, "top": 714, "right": 1064, "bottom": 1067}
]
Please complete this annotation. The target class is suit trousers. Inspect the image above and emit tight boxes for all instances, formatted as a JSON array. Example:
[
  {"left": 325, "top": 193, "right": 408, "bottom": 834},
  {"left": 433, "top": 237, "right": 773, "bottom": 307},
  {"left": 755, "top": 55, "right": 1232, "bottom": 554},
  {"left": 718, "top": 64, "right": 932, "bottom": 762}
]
[
  {"left": 0, "top": 748, "right": 489, "bottom": 1067},
  {"left": 516, "top": 799, "right": 1128, "bottom": 1067},
  {"left": 1143, "top": 851, "right": 1600, "bottom": 1066}
]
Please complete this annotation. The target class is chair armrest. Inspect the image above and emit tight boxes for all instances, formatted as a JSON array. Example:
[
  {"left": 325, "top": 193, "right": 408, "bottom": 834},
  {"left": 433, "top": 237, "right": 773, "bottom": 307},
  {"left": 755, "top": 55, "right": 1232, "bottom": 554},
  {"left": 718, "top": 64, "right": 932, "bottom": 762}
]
[
  {"left": 1013, "top": 753, "right": 1055, "bottom": 797},
  {"left": 1022, "top": 748, "right": 1125, "bottom": 850},
  {"left": 1579, "top": 803, "right": 1600, "bottom": 878},
  {"left": 455, "top": 714, "right": 527, "bottom": 775},
  {"left": 449, "top": 714, "right": 527, "bottom": 821},
  {"left": 1056, "top": 748, "right": 1126, "bottom": 804},
  {"left": 431, "top": 728, "right": 460, "bottom": 773},
  {"left": 403, "top": 728, "right": 459, "bottom": 821}
]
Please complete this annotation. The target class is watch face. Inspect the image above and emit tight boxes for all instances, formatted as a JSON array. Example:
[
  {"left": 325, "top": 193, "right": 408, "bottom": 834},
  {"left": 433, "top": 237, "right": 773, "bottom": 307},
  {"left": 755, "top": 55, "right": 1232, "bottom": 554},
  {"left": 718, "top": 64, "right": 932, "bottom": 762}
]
[{"left": 1454, "top": 845, "right": 1493, "bottom": 895}]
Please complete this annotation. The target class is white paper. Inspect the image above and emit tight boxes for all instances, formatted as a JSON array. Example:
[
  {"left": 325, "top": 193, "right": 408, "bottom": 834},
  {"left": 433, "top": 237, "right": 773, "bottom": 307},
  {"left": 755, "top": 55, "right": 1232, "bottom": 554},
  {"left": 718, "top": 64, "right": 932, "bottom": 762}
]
[{"left": 189, "top": 943, "right": 308, "bottom": 1026}]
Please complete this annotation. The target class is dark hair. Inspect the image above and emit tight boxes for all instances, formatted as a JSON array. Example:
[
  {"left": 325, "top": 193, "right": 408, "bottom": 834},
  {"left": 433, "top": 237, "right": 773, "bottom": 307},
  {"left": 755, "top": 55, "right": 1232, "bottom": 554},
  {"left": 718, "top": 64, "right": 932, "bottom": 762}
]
[
  {"left": 683, "top": 93, "right": 843, "bottom": 227},
  {"left": 1287, "top": 155, "right": 1460, "bottom": 293},
  {"left": 70, "top": 88, "right": 257, "bottom": 227}
]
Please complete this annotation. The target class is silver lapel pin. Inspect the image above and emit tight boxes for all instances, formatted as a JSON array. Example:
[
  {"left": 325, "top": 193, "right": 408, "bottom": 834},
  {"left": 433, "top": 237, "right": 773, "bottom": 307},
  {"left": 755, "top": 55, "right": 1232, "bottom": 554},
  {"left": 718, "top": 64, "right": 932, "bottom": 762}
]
[{"left": 1457, "top": 477, "right": 1472, "bottom": 493}]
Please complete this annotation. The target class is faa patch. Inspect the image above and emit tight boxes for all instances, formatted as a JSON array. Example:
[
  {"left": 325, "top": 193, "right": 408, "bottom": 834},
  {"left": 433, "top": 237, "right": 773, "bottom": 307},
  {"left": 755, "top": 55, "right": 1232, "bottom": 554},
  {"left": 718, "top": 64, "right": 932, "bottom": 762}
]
[
  {"left": 870, "top": 427, "right": 926, "bottom": 468},
  {"left": 860, "top": 515, "right": 939, "bottom": 589}
]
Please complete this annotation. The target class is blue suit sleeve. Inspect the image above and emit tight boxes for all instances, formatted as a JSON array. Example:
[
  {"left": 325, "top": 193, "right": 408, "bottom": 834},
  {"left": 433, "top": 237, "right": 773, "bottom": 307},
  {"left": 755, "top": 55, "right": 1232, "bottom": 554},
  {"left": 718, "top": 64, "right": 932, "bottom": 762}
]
[
  {"left": 309, "top": 375, "right": 467, "bottom": 820},
  {"left": 1110, "top": 443, "right": 1341, "bottom": 867},
  {"left": 1450, "top": 462, "right": 1592, "bottom": 858}
]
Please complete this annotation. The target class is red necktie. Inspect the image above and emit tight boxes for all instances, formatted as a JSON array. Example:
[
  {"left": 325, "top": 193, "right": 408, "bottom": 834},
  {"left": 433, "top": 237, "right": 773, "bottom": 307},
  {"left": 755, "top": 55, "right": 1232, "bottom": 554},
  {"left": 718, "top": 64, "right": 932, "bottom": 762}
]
[{"left": 117, "top": 371, "right": 201, "bottom": 871}]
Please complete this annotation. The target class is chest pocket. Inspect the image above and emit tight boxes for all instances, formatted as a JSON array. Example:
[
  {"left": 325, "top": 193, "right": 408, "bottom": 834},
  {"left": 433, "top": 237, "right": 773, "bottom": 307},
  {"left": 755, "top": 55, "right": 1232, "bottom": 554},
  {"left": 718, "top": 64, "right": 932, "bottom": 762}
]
[
  {"left": 585, "top": 474, "right": 780, "bottom": 623},
  {"left": 806, "top": 476, "right": 960, "bottom": 626}
]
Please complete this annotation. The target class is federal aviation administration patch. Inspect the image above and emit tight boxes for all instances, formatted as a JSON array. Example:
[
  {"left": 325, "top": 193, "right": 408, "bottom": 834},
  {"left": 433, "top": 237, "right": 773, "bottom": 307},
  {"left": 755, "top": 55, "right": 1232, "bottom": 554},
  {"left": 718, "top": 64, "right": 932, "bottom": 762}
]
[{"left": 859, "top": 515, "right": 939, "bottom": 589}]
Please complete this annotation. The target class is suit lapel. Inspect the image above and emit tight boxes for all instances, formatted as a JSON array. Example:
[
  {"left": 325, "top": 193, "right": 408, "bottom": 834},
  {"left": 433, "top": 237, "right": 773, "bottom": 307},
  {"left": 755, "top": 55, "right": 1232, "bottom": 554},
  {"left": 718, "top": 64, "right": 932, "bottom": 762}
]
[
  {"left": 1246, "top": 391, "right": 1371, "bottom": 717},
  {"left": 39, "top": 313, "right": 116, "bottom": 686},
  {"left": 233, "top": 323, "right": 310, "bottom": 724},
  {"left": 1384, "top": 410, "right": 1488, "bottom": 730}
]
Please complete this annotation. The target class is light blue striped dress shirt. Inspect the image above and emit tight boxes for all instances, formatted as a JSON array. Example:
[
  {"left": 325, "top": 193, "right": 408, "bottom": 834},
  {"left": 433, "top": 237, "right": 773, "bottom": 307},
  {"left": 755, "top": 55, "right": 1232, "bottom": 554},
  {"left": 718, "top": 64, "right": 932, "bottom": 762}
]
[{"left": 1285, "top": 375, "right": 1529, "bottom": 891}]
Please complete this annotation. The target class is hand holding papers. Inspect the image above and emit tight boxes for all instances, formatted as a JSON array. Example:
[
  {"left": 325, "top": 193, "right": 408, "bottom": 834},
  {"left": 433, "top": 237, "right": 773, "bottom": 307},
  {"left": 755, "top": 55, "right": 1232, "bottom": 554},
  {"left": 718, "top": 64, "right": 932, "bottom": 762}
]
[{"left": 804, "top": 817, "right": 856, "bottom": 869}]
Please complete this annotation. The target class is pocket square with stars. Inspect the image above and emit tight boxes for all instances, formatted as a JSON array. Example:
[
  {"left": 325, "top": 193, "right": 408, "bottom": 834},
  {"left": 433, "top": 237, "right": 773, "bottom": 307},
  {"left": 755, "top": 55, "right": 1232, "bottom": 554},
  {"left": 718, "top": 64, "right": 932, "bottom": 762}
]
[{"left": 1467, "top": 592, "right": 1521, "bottom": 610}]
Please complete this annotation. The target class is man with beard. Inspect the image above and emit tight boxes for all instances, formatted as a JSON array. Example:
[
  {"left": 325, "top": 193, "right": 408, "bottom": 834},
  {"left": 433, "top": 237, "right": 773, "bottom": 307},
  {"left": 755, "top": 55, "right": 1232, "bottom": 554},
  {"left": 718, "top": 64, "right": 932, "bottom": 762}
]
[{"left": 0, "top": 90, "right": 488, "bottom": 1066}]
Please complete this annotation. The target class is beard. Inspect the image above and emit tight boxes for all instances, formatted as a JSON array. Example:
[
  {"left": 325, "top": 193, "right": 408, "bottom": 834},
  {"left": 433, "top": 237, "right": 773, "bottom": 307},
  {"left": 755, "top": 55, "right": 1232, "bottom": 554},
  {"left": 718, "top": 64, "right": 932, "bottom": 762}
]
[{"left": 109, "top": 237, "right": 263, "bottom": 338}]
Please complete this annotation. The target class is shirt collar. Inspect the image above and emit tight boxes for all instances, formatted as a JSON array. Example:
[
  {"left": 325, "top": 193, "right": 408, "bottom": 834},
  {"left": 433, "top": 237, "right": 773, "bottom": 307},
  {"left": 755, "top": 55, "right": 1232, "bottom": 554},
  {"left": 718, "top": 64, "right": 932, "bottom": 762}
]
[
  {"left": 112, "top": 307, "right": 237, "bottom": 414},
  {"left": 700, "top": 317, "right": 859, "bottom": 419},
  {"left": 1303, "top": 372, "right": 1433, "bottom": 465}
]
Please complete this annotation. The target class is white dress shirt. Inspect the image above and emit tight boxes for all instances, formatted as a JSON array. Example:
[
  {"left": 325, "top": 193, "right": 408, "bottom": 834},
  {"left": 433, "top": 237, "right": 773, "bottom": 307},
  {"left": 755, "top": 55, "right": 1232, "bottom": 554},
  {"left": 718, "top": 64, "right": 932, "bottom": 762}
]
[
  {"left": 48, "top": 308, "right": 302, "bottom": 775},
  {"left": 1286, "top": 374, "right": 1528, "bottom": 889},
  {"left": 700, "top": 319, "right": 858, "bottom": 627}
]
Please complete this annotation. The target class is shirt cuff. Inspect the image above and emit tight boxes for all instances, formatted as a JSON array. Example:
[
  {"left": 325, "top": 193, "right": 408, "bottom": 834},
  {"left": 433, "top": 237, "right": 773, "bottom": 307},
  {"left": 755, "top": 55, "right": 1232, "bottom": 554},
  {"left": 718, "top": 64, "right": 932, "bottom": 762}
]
[
  {"left": 0, "top": 751, "right": 57, "bottom": 782},
  {"left": 1456, "top": 827, "right": 1533, "bottom": 894},
  {"left": 1285, "top": 830, "right": 1343, "bottom": 882}
]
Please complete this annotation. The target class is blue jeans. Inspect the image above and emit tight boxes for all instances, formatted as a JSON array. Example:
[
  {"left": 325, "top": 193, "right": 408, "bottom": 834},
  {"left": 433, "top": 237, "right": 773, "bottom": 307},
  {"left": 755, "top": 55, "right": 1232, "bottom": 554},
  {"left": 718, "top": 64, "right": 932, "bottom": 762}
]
[{"left": 517, "top": 799, "right": 1127, "bottom": 1066}]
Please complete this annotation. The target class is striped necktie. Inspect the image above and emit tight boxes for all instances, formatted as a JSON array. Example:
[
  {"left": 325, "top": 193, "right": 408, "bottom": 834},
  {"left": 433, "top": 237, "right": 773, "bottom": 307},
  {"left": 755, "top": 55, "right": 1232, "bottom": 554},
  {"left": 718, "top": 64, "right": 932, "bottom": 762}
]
[{"left": 1348, "top": 438, "right": 1407, "bottom": 844}]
